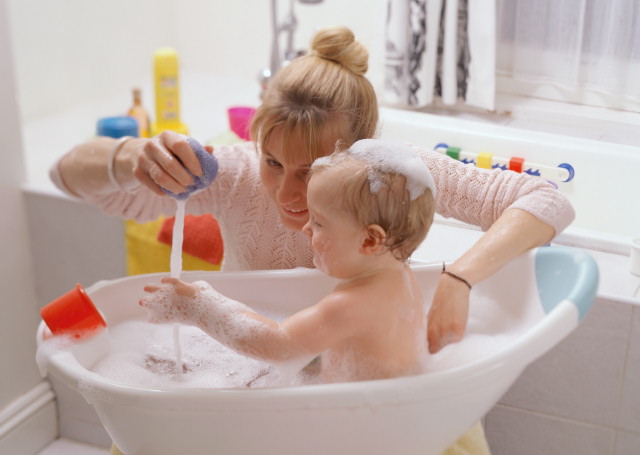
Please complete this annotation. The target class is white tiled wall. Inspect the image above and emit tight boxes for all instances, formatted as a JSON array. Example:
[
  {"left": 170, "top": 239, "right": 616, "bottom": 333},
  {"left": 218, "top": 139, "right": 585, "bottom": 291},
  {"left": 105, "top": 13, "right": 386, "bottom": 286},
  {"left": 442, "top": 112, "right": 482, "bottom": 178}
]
[
  {"left": 618, "top": 308, "right": 640, "bottom": 434},
  {"left": 24, "top": 192, "right": 127, "bottom": 305},
  {"left": 485, "top": 300, "right": 640, "bottom": 455}
]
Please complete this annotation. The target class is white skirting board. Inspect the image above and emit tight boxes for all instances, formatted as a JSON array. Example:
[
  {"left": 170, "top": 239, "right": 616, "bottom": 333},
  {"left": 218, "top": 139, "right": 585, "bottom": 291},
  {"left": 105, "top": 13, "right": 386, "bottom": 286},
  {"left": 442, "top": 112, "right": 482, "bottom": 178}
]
[
  {"left": 45, "top": 375, "right": 112, "bottom": 448},
  {"left": 0, "top": 381, "right": 57, "bottom": 454}
]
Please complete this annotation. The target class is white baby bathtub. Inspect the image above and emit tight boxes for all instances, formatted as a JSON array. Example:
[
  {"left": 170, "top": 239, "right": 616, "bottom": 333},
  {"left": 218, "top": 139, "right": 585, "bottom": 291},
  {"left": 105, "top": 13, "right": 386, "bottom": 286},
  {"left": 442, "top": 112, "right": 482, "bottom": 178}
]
[{"left": 37, "top": 246, "right": 598, "bottom": 455}]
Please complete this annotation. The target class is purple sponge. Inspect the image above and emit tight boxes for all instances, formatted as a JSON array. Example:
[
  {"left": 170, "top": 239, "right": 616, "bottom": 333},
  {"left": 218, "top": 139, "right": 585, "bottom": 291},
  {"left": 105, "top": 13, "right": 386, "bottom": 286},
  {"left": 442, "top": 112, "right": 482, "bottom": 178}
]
[{"left": 163, "top": 137, "right": 218, "bottom": 201}]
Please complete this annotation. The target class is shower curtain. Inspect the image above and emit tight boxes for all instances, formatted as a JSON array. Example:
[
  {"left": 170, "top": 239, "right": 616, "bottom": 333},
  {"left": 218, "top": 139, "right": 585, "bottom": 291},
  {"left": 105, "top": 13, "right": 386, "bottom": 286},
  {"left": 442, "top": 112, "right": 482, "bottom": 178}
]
[{"left": 384, "top": 0, "right": 496, "bottom": 110}]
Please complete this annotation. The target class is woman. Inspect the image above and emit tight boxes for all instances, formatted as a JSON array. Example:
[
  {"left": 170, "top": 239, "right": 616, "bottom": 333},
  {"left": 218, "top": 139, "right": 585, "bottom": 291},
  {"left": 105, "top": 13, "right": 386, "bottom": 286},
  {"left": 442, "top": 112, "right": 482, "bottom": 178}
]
[{"left": 51, "top": 26, "right": 573, "bottom": 455}]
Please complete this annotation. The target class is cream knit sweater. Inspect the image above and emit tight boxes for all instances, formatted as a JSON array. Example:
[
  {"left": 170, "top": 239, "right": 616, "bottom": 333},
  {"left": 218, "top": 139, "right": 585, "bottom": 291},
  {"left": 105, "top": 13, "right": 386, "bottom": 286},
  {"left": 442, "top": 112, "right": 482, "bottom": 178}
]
[{"left": 51, "top": 142, "right": 575, "bottom": 271}]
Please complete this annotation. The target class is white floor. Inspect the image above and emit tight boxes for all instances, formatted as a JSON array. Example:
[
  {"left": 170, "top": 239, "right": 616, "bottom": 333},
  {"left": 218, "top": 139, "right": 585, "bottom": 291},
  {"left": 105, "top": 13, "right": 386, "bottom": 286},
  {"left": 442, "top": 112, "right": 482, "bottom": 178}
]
[{"left": 38, "top": 438, "right": 110, "bottom": 455}]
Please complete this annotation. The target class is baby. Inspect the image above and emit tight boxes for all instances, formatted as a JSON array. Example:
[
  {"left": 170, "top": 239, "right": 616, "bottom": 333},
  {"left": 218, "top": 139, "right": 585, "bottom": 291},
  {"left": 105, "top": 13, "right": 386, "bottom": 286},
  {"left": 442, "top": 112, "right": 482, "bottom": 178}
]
[{"left": 140, "top": 138, "right": 436, "bottom": 383}]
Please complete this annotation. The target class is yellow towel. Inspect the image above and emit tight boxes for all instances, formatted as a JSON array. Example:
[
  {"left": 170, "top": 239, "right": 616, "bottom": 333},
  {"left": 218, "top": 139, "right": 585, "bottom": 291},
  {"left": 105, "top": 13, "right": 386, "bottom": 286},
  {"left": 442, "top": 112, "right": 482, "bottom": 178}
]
[
  {"left": 440, "top": 421, "right": 492, "bottom": 455},
  {"left": 125, "top": 217, "right": 221, "bottom": 276}
]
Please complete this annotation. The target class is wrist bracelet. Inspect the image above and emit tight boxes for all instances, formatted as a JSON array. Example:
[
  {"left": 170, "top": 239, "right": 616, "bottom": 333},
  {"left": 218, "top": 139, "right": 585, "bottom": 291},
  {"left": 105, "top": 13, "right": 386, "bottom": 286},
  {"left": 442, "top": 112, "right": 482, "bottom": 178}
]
[
  {"left": 442, "top": 263, "right": 472, "bottom": 290},
  {"left": 108, "top": 136, "right": 134, "bottom": 191}
]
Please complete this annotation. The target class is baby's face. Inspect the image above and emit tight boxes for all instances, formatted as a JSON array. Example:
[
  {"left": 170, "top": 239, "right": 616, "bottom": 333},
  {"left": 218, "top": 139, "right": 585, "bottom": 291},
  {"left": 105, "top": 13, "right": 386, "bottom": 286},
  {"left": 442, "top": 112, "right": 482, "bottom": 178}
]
[{"left": 302, "top": 172, "right": 366, "bottom": 278}]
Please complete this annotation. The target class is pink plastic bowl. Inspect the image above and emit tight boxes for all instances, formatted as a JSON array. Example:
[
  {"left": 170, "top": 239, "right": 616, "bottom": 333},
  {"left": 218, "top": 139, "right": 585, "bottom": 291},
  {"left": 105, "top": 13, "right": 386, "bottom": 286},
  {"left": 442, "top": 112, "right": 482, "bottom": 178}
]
[{"left": 227, "top": 106, "right": 256, "bottom": 141}]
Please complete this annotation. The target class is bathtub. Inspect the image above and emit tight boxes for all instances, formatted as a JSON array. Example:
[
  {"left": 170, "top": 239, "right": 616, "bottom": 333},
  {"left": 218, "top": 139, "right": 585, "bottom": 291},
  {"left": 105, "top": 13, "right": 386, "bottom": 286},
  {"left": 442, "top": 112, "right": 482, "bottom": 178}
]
[
  {"left": 37, "top": 245, "right": 598, "bottom": 455},
  {"left": 378, "top": 107, "right": 640, "bottom": 246}
]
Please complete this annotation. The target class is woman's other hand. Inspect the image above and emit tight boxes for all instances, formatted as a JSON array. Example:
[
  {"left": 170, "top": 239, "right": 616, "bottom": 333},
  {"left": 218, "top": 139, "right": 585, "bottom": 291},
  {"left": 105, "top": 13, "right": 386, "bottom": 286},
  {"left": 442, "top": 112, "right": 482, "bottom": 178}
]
[
  {"left": 426, "top": 209, "right": 557, "bottom": 354},
  {"left": 426, "top": 274, "right": 470, "bottom": 354}
]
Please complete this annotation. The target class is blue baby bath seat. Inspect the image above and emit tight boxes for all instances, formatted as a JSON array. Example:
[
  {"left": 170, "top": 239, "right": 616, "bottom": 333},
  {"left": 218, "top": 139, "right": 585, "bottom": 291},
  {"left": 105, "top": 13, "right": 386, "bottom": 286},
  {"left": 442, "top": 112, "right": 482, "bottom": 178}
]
[{"left": 535, "top": 246, "right": 598, "bottom": 320}]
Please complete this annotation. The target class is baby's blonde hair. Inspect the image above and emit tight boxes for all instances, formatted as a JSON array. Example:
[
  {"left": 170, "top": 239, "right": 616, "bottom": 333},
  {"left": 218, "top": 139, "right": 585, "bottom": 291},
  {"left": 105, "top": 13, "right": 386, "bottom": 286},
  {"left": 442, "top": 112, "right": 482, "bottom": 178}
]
[
  {"left": 311, "top": 152, "right": 435, "bottom": 261},
  {"left": 250, "top": 27, "right": 379, "bottom": 164}
]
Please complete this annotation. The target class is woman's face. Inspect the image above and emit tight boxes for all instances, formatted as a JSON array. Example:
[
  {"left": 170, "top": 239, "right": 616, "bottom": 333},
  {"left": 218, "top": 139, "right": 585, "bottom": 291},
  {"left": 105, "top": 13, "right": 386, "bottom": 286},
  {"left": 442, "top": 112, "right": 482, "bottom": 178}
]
[{"left": 259, "top": 125, "right": 341, "bottom": 231}]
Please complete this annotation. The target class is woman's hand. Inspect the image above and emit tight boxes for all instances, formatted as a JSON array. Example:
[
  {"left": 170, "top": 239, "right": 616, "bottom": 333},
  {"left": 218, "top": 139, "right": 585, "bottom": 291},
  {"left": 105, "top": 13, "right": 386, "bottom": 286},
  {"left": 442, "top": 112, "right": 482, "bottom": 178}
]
[
  {"left": 56, "top": 132, "right": 213, "bottom": 198},
  {"left": 426, "top": 209, "right": 557, "bottom": 354},
  {"left": 139, "top": 277, "right": 199, "bottom": 324},
  {"left": 426, "top": 274, "right": 470, "bottom": 354},
  {"left": 132, "top": 131, "right": 214, "bottom": 196}
]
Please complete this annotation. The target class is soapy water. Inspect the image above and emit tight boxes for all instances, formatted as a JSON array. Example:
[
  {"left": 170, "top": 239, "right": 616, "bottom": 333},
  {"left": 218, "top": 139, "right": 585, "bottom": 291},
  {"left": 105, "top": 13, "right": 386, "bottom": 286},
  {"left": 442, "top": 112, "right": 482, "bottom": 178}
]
[
  {"left": 170, "top": 199, "right": 185, "bottom": 280},
  {"left": 36, "top": 288, "right": 537, "bottom": 389},
  {"left": 90, "top": 319, "right": 320, "bottom": 389},
  {"left": 91, "top": 321, "right": 283, "bottom": 389},
  {"left": 82, "top": 293, "right": 530, "bottom": 389},
  {"left": 166, "top": 138, "right": 219, "bottom": 372},
  {"left": 170, "top": 199, "right": 186, "bottom": 376},
  {"left": 35, "top": 316, "right": 314, "bottom": 389}
]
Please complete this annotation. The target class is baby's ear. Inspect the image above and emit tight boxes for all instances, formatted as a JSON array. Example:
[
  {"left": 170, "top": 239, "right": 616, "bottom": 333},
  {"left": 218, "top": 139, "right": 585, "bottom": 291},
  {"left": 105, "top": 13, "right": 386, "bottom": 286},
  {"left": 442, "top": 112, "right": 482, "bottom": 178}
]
[{"left": 361, "top": 224, "right": 387, "bottom": 255}]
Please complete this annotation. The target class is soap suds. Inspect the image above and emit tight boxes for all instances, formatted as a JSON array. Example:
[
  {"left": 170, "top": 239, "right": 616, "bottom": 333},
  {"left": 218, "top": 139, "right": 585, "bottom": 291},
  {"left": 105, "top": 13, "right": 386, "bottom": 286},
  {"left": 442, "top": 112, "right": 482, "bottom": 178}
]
[
  {"left": 40, "top": 290, "right": 543, "bottom": 391},
  {"left": 314, "top": 138, "right": 436, "bottom": 200},
  {"left": 91, "top": 320, "right": 279, "bottom": 389}
]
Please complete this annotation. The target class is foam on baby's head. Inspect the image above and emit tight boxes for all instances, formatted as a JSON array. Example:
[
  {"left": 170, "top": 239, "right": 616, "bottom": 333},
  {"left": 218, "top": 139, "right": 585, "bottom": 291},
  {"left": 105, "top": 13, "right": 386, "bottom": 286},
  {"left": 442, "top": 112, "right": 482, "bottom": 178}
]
[
  {"left": 313, "top": 138, "right": 436, "bottom": 200},
  {"left": 312, "top": 138, "right": 436, "bottom": 261}
]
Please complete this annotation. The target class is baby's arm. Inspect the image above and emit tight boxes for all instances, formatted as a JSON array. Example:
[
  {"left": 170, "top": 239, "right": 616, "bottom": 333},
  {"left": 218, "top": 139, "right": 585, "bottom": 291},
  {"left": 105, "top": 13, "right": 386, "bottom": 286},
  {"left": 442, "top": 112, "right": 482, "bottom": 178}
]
[{"left": 140, "top": 278, "right": 356, "bottom": 363}]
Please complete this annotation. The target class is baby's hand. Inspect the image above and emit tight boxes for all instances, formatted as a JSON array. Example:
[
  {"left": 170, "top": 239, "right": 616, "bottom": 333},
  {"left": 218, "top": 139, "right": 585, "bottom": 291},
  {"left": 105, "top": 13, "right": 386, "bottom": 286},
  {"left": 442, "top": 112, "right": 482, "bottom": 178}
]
[
  {"left": 144, "top": 277, "right": 198, "bottom": 297},
  {"left": 139, "top": 277, "right": 199, "bottom": 324}
]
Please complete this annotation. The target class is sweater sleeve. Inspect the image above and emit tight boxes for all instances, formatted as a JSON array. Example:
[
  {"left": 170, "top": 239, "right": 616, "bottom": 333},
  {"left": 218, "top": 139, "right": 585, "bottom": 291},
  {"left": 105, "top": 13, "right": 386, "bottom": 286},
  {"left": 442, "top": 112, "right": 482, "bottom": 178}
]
[
  {"left": 419, "top": 147, "right": 575, "bottom": 237},
  {"left": 49, "top": 142, "right": 260, "bottom": 223}
]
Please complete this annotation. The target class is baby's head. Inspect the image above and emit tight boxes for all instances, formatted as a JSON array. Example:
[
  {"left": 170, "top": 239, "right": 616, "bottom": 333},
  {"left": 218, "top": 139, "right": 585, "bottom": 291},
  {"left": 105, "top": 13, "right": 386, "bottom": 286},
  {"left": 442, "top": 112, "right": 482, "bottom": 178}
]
[{"left": 310, "top": 139, "right": 436, "bottom": 261}]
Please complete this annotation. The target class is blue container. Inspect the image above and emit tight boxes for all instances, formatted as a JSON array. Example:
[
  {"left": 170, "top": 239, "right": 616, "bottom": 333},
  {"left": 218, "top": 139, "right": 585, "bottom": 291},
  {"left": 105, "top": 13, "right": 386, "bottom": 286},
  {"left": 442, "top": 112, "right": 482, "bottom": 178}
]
[{"left": 96, "top": 116, "right": 139, "bottom": 138}]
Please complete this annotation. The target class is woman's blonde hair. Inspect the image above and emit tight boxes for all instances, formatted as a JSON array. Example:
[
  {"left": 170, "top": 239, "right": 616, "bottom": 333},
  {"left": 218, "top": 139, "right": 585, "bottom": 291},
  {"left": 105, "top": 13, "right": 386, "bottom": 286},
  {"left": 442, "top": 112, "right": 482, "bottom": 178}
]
[
  {"left": 250, "top": 26, "right": 379, "bottom": 163},
  {"left": 311, "top": 153, "right": 435, "bottom": 261}
]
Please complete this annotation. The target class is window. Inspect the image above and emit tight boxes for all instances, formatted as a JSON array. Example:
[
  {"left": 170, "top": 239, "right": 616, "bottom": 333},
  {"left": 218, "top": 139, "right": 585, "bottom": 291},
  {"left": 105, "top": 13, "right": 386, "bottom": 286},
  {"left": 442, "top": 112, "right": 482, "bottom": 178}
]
[{"left": 497, "top": 0, "right": 640, "bottom": 113}]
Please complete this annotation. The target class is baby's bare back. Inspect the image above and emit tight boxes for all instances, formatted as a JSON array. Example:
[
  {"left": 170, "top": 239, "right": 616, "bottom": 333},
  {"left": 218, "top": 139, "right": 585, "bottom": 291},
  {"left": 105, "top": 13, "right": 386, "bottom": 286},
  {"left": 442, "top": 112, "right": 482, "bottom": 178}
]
[{"left": 321, "top": 268, "right": 428, "bottom": 383}]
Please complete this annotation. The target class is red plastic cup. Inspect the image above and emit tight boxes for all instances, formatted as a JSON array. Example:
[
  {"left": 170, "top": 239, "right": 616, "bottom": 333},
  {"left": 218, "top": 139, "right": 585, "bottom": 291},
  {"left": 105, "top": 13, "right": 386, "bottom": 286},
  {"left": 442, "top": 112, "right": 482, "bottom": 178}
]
[
  {"left": 227, "top": 106, "right": 256, "bottom": 141},
  {"left": 40, "top": 284, "right": 106, "bottom": 339}
]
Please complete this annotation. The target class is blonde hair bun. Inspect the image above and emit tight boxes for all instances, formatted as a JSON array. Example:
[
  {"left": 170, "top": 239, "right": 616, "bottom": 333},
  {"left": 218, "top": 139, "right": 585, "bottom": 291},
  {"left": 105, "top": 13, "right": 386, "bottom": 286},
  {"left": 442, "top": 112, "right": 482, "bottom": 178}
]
[{"left": 310, "top": 26, "right": 369, "bottom": 75}]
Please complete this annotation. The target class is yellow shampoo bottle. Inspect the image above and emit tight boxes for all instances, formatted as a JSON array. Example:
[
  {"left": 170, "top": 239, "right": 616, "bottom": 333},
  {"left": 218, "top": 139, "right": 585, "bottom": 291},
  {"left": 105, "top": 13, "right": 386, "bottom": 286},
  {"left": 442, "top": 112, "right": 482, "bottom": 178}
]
[{"left": 151, "top": 48, "right": 189, "bottom": 136}]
